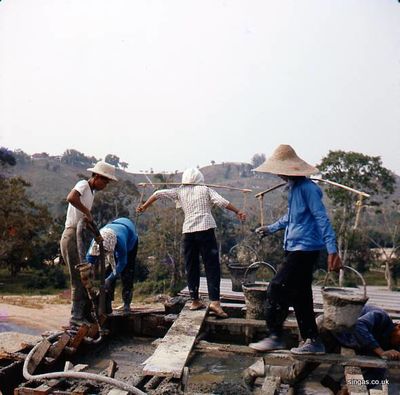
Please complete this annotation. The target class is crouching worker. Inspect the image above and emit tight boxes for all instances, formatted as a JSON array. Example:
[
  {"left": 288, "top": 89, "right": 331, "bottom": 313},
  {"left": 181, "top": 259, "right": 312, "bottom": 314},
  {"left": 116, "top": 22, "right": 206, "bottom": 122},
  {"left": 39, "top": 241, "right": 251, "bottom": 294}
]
[
  {"left": 245, "top": 305, "right": 400, "bottom": 393},
  {"left": 86, "top": 217, "right": 138, "bottom": 313}
]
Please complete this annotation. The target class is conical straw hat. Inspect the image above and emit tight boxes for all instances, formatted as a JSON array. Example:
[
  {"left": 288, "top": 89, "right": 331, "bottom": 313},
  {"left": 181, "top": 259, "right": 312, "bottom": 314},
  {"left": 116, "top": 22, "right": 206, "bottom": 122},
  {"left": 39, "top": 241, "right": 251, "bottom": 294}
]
[{"left": 254, "top": 145, "right": 318, "bottom": 176}]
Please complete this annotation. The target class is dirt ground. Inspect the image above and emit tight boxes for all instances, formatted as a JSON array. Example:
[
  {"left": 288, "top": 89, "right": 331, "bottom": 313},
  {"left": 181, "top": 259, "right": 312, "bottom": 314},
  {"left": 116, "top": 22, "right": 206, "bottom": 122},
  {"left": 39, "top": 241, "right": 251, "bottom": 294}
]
[{"left": 0, "top": 295, "right": 71, "bottom": 332}]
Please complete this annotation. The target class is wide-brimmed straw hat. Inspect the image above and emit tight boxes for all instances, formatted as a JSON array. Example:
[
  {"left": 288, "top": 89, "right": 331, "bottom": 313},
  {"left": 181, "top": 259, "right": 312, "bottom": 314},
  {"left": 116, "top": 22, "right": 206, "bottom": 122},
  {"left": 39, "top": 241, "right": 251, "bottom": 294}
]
[
  {"left": 87, "top": 161, "right": 118, "bottom": 181},
  {"left": 254, "top": 144, "right": 318, "bottom": 176}
]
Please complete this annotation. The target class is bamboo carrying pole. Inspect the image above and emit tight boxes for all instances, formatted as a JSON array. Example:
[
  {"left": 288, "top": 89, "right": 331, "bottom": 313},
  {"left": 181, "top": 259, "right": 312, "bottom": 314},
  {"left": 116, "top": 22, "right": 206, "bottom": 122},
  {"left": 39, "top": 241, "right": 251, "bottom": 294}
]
[{"left": 137, "top": 182, "right": 252, "bottom": 193}]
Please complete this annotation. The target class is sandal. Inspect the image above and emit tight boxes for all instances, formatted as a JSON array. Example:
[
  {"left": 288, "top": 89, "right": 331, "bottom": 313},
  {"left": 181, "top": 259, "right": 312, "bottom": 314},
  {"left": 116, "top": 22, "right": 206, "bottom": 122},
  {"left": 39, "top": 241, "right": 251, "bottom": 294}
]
[
  {"left": 208, "top": 303, "right": 228, "bottom": 318},
  {"left": 189, "top": 300, "right": 206, "bottom": 311}
]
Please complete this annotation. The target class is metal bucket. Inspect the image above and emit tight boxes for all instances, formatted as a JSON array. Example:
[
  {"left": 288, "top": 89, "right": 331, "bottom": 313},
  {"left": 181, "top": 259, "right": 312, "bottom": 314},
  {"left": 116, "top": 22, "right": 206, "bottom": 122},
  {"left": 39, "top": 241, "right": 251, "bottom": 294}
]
[
  {"left": 227, "top": 264, "right": 257, "bottom": 292},
  {"left": 227, "top": 244, "right": 259, "bottom": 292},
  {"left": 242, "top": 261, "right": 277, "bottom": 320},
  {"left": 321, "top": 265, "right": 368, "bottom": 332}
]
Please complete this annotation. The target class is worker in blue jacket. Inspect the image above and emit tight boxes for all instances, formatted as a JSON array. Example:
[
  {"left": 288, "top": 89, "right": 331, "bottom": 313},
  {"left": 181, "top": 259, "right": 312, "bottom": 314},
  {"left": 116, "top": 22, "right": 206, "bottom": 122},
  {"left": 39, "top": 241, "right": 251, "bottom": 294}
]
[
  {"left": 249, "top": 145, "right": 342, "bottom": 354},
  {"left": 86, "top": 217, "right": 138, "bottom": 313}
]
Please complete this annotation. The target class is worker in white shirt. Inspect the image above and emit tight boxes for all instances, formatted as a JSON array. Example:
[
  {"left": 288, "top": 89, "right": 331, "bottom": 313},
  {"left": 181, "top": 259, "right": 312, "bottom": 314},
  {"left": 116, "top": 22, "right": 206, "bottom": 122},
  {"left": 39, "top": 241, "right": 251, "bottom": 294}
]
[{"left": 137, "top": 168, "right": 246, "bottom": 318}]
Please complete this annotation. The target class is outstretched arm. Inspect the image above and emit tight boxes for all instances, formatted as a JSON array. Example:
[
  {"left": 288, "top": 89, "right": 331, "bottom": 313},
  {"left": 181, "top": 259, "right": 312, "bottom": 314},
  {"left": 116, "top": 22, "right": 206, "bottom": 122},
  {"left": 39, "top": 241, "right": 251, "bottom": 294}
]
[
  {"left": 225, "top": 202, "right": 246, "bottom": 221},
  {"left": 136, "top": 194, "right": 158, "bottom": 213}
]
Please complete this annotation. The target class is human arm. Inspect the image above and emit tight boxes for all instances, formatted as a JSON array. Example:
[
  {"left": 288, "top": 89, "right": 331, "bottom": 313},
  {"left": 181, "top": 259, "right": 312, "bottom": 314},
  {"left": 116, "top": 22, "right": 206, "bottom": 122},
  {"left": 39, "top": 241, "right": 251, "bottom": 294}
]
[
  {"left": 67, "top": 189, "right": 93, "bottom": 222},
  {"left": 136, "top": 194, "right": 158, "bottom": 213},
  {"left": 372, "top": 347, "right": 400, "bottom": 360},
  {"left": 136, "top": 189, "right": 178, "bottom": 213},
  {"left": 255, "top": 211, "right": 289, "bottom": 238},
  {"left": 354, "top": 310, "right": 397, "bottom": 358},
  {"left": 225, "top": 203, "right": 246, "bottom": 221},
  {"left": 304, "top": 183, "right": 342, "bottom": 271}
]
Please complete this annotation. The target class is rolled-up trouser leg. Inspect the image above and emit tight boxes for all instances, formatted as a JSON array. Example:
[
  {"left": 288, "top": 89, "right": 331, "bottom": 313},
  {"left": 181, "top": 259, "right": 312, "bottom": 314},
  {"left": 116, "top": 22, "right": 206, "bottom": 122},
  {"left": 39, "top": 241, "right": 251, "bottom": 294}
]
[{"left": 60, "top": 227, "right": 91, "bottom": 322}]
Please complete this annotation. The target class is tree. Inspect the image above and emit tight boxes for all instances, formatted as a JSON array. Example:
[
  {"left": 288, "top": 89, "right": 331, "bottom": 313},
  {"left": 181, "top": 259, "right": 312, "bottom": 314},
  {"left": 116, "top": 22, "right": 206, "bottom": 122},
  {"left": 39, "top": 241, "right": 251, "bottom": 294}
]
[
  {"left": 91, "top": 179, "right": 140, "bottom": 226},
  {"left": 105, "top": 154, "right": 120, "bottom": 168},
  {"left": 0, "top": 147, "right": 16, "bottom": 168},
  {"left": 61, "top": 149, "right": 97, "bottom": 167},
  {"left": 0, "top": 177, "right": 54, "bottom": 275},
  {"left": 317, "top": 150, "right": 396, "bottom": 270},
  {"left": 120, "top": 161, "right": 129, "bottom": 170},
  {"left": 365, "top": 201, "right": 400, "bottom": 290},
  {"left": 251, "top": 153, "right": 266, "bottom": 168}
]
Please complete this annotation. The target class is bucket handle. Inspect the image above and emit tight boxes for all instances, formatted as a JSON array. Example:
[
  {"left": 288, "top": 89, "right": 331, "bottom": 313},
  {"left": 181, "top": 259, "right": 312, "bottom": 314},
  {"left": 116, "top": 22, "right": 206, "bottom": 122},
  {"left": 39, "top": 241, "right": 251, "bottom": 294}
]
[
  {"left": 322, "top": 265, "right": 367, "bottom": 299},
  {"left": 228, "top": 243, "right": 259, "bottom": 262},
  {"left": 243, "top": 261, "right": 277, "bottom": 284}
]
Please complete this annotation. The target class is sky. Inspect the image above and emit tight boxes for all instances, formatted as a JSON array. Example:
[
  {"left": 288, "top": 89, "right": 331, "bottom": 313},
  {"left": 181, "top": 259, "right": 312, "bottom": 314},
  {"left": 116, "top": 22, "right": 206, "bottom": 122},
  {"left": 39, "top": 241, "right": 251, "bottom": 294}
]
[{"left": 0, "top": 0, "right": 399, "bottom": 174}]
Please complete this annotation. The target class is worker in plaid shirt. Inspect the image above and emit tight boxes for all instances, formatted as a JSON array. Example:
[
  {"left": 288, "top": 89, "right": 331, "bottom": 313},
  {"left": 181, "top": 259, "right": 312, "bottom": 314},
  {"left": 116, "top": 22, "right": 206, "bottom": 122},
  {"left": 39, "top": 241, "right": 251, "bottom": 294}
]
[{"left": 137, "top": 168, "right": 246, "bottom": 318}]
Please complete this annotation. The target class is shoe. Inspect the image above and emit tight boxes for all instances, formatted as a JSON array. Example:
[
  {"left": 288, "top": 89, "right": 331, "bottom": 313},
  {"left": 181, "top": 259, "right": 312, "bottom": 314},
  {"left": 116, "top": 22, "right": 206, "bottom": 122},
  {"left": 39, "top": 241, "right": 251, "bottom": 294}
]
[
  {"left": 208, "top": 302, "right": 228, "bottom": 318},
  {"left": 189, "top": 300, "right": 206, "bottom": 311},
  {"left": 123, "top": 303, "right": 131, "bottom": 313},
  {"left": 290, "top": 338, "right": 325, "bottom": 355},
  {"left": 248, "top": 335, "right": 285, "bottom": 351}
]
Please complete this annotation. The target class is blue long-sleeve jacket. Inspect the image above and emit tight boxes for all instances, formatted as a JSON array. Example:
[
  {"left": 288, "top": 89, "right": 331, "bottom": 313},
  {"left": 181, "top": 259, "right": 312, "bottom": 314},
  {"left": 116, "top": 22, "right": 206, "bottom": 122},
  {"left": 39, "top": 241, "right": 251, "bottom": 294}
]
[
  {"left": 334, "top": 305, "right": 395, "bottom": 353},
  {"left": 267, "top": 178, "right": 337, "bottom": 254},
  {"left": 86, "top": 218, "right": 138, "bottom": 281}
]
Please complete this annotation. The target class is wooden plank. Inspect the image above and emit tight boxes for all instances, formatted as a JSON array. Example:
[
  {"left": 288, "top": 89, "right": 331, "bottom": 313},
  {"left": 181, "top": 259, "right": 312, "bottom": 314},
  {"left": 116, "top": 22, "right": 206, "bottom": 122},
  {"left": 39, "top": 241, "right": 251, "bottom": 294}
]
[
  {"left": 47, "top": 333, "right": 70, "bottom": 360},
  {"left": 27, "top": 339, "right": 52, "bottom": 374},
  {"left": 260, "top": 376, "right": 281, "bottom": 395},
  {"left": 195, "top": 341, "right": 400, "bottom": 369},
  {"left": 106, "top": 360, "right": 118, "bottom": 378},
  {"left": 69, "top": 324, "right": 89, "bottom": 350},
  {"left": 143, "top": 303, "right": 208, "bottom": 378}
]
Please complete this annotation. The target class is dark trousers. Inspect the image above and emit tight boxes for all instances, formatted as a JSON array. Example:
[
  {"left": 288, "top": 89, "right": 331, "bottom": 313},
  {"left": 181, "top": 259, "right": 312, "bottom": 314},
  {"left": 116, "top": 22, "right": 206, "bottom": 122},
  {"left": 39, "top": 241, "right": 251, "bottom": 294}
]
[
  {"left": 183, "top": 228, "right": 220, "bottom": 301},
  {"left": 107, "top": 241, "right": 138, "bottom": 305},
  {"left": 265, "top": 250, "right": 319, "bottom": 340}
]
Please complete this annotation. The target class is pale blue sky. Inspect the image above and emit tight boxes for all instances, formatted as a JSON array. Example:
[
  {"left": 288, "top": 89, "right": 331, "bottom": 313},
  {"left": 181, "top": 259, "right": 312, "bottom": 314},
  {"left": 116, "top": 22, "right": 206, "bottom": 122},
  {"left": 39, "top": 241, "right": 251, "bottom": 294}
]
[{"left": 0, "top": 0, "right": 399, "bottom": 174}]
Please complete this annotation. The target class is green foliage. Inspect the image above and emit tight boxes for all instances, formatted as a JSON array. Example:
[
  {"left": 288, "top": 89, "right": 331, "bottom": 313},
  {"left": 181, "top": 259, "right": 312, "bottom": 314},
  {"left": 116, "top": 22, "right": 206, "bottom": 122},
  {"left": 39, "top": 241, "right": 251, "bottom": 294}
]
[
  {"left": 61, "top": 149, "right": 97, "bottom": 167},
  {"left": 105, "top": 154, "right": 120, "bottom": 167},
  {"left": 251, "top": 153, "right": 266, "bottom": 168},
  {"left": 0, "top": 176, "right": 56, "bottom": 275},
  {"left": 0, "top": 147, "right": 16, "bottom": 168},
  {"left": 91, "top": 179, "right": 140, "bottom": 226},
  {"left": 26, "top": 266, "right": 67, "bottom": 289},
  {"left": 318, "top": 150, "right": 395, "bottom": 208}
]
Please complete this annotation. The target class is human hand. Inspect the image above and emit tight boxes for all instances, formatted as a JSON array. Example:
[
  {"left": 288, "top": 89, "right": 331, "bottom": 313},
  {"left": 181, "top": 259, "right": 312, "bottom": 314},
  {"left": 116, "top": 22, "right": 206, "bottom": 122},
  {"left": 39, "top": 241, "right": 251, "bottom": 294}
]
[
  {"left": 136, "top": 204, "right": 146, "bottom": 213},
  {"left": 327, "top": 253, "right": 343, "bottom": 272},
  {"left": 380, "top": 349, "right": 400, "bottom": 360},
  {"left": 84, "top": 212, "right": 93, "bottom": 223},
  {"left": 237, "top": 210, "right": 246, "bottom": 221},
  {"left": 255, "top": 226, "right": 269, "bottom": 238}
]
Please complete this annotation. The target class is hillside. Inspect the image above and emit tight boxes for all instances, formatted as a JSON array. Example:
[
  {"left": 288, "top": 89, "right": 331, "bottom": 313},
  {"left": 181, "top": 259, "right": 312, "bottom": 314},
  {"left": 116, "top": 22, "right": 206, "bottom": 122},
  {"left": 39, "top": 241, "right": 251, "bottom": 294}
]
[
  {"left": 5, "top": 158, "right": 285, "bottom": 220},
  {"left": 5, "top": 156, "right": 400, "bottom": 224}
]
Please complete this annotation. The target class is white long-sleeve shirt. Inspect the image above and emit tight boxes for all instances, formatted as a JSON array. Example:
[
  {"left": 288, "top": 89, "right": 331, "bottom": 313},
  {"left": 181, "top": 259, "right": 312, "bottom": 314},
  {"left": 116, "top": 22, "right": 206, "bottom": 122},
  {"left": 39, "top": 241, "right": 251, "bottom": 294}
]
[{"left": 154, "top": 185, "right": 229, "bottom": 233}]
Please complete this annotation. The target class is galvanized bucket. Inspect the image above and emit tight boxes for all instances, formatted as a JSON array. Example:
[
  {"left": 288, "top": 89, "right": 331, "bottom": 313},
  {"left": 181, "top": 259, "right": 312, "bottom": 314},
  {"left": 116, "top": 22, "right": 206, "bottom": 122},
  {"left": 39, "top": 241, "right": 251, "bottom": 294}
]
[
  {"left": 321, "top": 265, "right": 368, "bottom": 332},
  {"left": 227, "top": 244, "right": 259, "bottom": 292},
  {"left": 242, "top": 261, "right": 277, "bottom": 320}
]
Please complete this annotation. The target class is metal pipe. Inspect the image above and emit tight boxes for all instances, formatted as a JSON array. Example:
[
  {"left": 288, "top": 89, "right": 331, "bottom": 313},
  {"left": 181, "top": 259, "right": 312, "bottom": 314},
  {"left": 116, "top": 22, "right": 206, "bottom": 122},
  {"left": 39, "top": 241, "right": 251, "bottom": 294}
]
[{"left": 23, "top": 333, "right": 146, "bottom": 395}]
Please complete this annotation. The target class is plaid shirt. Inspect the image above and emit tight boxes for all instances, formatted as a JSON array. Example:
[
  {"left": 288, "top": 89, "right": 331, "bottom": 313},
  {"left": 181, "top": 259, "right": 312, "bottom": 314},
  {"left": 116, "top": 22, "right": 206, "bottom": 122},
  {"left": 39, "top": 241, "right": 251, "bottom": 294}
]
[{"left": 154, "top": 185, "right": 229, "bottom": 233}]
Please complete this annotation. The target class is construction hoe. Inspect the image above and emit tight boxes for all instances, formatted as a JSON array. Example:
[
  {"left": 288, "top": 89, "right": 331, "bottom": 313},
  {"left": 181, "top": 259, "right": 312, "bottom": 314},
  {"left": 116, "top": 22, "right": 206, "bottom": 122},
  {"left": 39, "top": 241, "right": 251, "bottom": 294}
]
[{"left": 75, "top": 219, "right": 108, "bottom": 337}]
